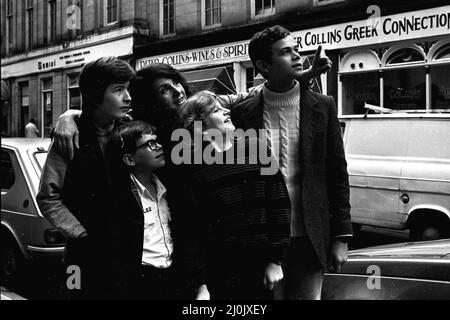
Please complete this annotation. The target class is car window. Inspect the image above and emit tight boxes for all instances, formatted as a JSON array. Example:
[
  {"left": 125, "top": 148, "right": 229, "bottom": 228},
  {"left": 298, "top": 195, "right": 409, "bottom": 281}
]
[
  {"left": 33, "top": 151, "right": 48, "bottom": 174},
  {"left": 1, "top": 149, "right": 16, "bottom": 190}
]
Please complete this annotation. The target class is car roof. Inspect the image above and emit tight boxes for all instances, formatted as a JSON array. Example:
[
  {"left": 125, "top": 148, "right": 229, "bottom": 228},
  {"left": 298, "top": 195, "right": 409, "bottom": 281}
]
[
  {"left": 349, "top": 239, "right": 450, "bottom": 259},
  {"left": 2, "top": 138, "right": 51, "bottom": 152}
]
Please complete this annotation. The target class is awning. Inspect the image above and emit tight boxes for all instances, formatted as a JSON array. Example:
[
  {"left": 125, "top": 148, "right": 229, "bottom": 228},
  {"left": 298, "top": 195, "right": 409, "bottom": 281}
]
[
  {"left": 1, "top": 80, "right": 10, "bottom": 101},
  {"left": 182, "top": 66, "right": 236, "bottom": 95}
]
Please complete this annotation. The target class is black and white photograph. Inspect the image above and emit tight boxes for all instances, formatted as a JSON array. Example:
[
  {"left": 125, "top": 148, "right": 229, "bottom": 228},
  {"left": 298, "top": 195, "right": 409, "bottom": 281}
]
[{"left": 1, "top": 0, "right": 449, "bottom": 309}]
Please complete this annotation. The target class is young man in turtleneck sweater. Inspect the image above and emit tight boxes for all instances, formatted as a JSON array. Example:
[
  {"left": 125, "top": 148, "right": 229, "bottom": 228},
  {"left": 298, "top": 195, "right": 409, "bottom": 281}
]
[{"left": 230, "top": 25, "right": 353, "bottom": 300}]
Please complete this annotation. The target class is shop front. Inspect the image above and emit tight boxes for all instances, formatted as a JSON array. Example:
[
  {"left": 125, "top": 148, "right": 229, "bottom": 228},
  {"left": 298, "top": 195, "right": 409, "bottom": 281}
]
[{"left": 136, "top": 5, "right": 450, "bottom": 116}]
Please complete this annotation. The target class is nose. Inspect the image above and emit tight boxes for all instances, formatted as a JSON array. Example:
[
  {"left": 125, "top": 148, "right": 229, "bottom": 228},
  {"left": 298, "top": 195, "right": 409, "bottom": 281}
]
[
  {"left": 223, "top": 108, "right": 230, "bottom": 115},
  {"left": 124, "top": 89, "right": 132, "bottom": 102},
  {"left": 172, "top": 83, "right": 183, "bottom": 97},
  {"left": 156, "top": 142, "right": 163, "bottom": 150}
]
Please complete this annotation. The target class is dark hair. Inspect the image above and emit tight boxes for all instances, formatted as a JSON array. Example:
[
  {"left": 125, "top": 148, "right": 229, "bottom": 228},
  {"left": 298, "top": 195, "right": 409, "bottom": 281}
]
[
  {"left": 29, "top": 118, "right": 36, "bottom": 124},
  {"left": 79, "top": 57, "right": 135, "bottom": 114},
  {"left": 180, "top": 90, "right": 218, "bottom": 135},
  {"left": 108, "top": 120, "right": 157, "bottom": 175},
  {"left": 131, "top": 63, "right": 190, "bottom": 110},
  {"left": 248, "top": 25, "right": 291, "bottom": 77}
]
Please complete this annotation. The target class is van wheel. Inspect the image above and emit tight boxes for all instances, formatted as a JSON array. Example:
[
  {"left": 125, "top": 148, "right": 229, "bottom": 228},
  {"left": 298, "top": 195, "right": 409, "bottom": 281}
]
[
  {"left": 0, "top": 236, "right": 24, "bottom": 286},
  {"left": 409, "top": 216, "right": 450, "bottom": 241}
]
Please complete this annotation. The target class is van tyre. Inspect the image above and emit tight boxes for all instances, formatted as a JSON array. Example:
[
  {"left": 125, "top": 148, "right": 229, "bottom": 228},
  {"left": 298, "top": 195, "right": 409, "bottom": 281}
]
[
  {"left": 0, "top": 236, "right": 25, "bottom": 286},
  {"left": 409, "top": 215, "right": 450, "bottom": 241}
]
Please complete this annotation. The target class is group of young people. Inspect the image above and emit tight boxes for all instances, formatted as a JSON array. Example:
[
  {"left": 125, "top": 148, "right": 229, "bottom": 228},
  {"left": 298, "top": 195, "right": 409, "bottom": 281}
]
[{"left": 37, "top": 25, "right": 353, "bottom": 300}]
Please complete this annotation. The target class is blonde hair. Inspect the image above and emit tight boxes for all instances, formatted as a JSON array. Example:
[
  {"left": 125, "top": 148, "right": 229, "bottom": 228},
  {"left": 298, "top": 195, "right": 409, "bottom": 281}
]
[{"left": 180, "top": 90, "right": 219, "bottom": 134}]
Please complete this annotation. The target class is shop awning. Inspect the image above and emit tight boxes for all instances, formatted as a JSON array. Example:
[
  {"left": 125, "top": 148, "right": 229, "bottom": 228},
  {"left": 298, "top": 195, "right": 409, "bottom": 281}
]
[{"left": 182, "top": 66, "right": 236, "bottom": 95}]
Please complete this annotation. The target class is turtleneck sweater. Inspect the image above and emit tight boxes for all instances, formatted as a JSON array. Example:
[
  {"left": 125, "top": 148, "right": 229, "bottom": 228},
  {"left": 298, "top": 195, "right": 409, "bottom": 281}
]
[{"left": 262, "top": 80, "right": 306, "bottom": 237}]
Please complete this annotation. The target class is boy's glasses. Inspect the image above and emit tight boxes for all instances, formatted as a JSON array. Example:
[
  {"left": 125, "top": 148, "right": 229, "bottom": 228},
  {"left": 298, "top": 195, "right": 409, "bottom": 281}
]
[{"left": 136, "top": 139, "right": 161, "bottom": 151}]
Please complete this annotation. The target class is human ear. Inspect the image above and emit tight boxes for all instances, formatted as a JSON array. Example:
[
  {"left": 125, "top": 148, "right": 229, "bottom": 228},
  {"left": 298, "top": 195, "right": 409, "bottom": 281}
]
[
  {"left": 122, "top": 153, "right": 135, "bottom": 167},
  {"left": 256, "top": 60, "right": 270, "bottom": 77}
]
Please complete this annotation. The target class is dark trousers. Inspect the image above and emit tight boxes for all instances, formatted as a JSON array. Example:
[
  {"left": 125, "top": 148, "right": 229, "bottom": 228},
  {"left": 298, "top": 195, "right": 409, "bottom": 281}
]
[
  {"left": 131, "top": 265, "right": 175, "bottom": 300},
  {"left": 275, "top": 236, "right": 324, "bottom": 300},
  {"left": 207, "top": 248, "right": 273, "bottom": 300}
]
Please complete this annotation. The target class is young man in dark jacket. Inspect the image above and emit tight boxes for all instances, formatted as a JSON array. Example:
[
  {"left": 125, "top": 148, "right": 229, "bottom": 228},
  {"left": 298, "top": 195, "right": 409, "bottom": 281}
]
[
  {"left": 37, "top": 57, "right": 135, "bottom": 299},
  {"left": 229, "top": 25, "right": 353, "bottom": 300}
]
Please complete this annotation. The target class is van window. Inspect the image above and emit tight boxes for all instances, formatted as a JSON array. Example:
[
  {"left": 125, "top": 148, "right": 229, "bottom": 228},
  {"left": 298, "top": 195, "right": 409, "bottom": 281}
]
[
  {"left": 345, "top": 120, "right": 409, "bottom": 157},
  {"left": 407, "top": 120, "right": 450, "bottom": 159},
  {"left": 1, "top": 149, "right": 15, "bottom": 190}
]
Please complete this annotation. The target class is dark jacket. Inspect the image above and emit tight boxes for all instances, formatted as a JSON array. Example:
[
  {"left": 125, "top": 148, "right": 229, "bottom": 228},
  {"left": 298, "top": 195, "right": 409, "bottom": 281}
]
[{"left": 229, "top": 88, "right": 353, "bottom": 269}]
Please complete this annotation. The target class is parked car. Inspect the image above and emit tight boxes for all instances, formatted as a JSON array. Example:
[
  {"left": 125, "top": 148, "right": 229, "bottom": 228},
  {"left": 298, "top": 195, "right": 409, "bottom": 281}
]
[
  {"left": 341, "top": 114, "right": 450, "bottom": 241},
  {"left": 1, "top": 138, "right": 65, "bottom": 285},
  {"left": 322, "top": 238, "right": 450, "bottom": 299}
]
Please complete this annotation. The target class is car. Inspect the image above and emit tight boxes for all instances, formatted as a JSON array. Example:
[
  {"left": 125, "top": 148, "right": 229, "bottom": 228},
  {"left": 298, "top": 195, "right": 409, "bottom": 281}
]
[
  {"left": 1, "top": 138, "right": 65, "bottom": 286},
  {"left": 341, "top": 113, "right": 450, "bottom": 241},
  {"left": 322, "top": 238, "right": 450, "bottom": 299}
]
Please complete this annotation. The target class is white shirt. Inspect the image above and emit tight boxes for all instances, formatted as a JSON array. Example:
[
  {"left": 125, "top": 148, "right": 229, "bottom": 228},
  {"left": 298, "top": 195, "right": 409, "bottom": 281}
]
[{"left": 130, "top": 173, "right": 173, "bottom": 268}]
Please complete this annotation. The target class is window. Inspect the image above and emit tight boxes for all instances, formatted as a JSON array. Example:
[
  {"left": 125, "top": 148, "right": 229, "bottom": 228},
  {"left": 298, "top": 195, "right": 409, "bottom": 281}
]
[
  {"left": 26, "top": 0, "right": 34, "bottom": 50},
  {"left": 251, "top": 0, "right": 275, "bottom": 18},
  {"left": 68, "top": 74, "right": 81, "bottom": 110},
  {"left": 161, "top": 0, "right": 175, "bottom": 36},
  {"left": 42, "top": 79, "right": 53, "bottom": 137},
  {"left": 342, "top": 72, "right": 380, "bottom": 115},
  {"left": 67, "top": 0, "right": 82, "bottom": 37},
  {"left": 202, "top": 0, "right": 221, "bottom": 28},
  {"left": 430, "top": 42, "right": 450, "bottom": 110},
  {"left": 6, "top": 0, "right": 13, "bottom": 53},
  {"left": 48, "top": 0, "right": 57, "bottom": 43},
  {"left": 19, "top": 82, "right": 30, "bottom": 137},
  {"left": 0, "top": 150, "right": 15, "bottom": 190},
  {"left": 104, "top": 0, "right": 118, "bottom": 25}
]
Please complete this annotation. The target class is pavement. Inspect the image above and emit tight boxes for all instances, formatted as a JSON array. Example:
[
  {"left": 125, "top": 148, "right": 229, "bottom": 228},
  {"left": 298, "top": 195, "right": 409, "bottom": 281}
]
[{"left": 0, "top": 286, "right": 27, "bottom": 301}]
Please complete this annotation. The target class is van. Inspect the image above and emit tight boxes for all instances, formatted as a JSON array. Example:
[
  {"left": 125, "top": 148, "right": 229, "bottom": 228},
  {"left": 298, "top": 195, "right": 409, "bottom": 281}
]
[{"left": 341, "top": 114, "right": 450, "bottom": 241}]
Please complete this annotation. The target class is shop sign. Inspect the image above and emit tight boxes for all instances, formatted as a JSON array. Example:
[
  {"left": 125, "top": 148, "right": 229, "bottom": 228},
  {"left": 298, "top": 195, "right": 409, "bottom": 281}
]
[
  {"left": 136, "top": 5, "right": 450, "bottom": 70},
  {"left": 1, "top": 36, "right": 133, "bottom": 78}
]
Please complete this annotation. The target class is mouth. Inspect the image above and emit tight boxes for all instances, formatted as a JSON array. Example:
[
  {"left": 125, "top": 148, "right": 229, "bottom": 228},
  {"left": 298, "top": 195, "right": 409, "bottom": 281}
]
[
  {"left": 293, "top": 64, "right": 303, "bottom": 70},
  {"left": 155, "top": 152, "right": 164, "bottom": 159},
  {"left": 175, "top": 96, "right": 186, "bottom": 106},
  {"left": 120, "top": 106, "right": 132, "bottom": 112},
  {"left": 224, "top": 117, "right": 232, "bottom": 124}
]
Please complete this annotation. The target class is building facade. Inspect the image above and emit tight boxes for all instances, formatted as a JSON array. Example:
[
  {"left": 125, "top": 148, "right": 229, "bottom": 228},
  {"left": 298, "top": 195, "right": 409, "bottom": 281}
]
[
  {"left": 1, "top": 0, "right": 152, "bottom": 137},
  {"left": 2, "top": 0, "right": 450, "bottom": 137}
]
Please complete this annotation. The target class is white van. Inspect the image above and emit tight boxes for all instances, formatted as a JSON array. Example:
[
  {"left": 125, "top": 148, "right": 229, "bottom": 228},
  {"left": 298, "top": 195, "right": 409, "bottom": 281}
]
[{"left": 341, "top": 113, "right": 450, "bottom": 241}]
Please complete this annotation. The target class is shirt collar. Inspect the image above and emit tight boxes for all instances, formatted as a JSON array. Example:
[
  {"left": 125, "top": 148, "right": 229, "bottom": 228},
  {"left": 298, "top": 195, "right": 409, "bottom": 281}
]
[{"left": 130, "top": 173, "right": 167, "bottom": 201}]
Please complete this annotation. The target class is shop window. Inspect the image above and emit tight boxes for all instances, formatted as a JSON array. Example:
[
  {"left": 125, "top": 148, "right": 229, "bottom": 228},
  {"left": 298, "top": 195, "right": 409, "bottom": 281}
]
[
  {"left": 383, "top": 67, "right": 426, "bottom": 110},
  {"left": 341, "top": 72, "right": 380, "bottom": 115},
  {"left": 0, "top": 150, "right": 15, "bottom": 190},
  {"left": 104, "top": 0, "right": 118, "bottom": 25},
  {"left": 251, "top": 0, "right": 275, "bottom": 18},
  {"left": 161, "top": 0, "right": 175, "bottom": 36},
  {"left": 430, "top": 42, "right": 450, "bottom": 110},
  {"left": 20, "top": 82, "right": 30, "bottom": 137},
  {"left": 42, "top": 79, "right": 53, "bottom": 137},
  {"left": 68, "top": 74, "right": 81, "bottom": 110},
  {"left": 202, "top": 0, "right": 221, "bottom": 28},
  {"left": 385, "top": 48, "right": 425, "bottom": 65}
]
